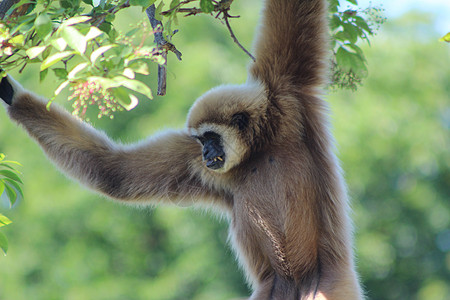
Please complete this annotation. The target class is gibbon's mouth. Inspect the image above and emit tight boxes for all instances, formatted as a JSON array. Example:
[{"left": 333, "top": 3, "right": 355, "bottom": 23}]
[{"left": 206, "top": 155, "right": 225, "bottom": 170}]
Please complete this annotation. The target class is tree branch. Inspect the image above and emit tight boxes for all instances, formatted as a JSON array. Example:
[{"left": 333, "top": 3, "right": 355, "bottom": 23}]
[
  {"left": 0, "top": 0, "right": 17, "bottom": 19},
  {"left": 146, "top": 4, "right": 182, "bottom": 96}
]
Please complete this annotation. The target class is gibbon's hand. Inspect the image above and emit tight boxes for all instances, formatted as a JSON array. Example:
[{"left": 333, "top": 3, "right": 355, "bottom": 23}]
[{"left": 0, "top": 74, "right": 14, "bottom": 106}]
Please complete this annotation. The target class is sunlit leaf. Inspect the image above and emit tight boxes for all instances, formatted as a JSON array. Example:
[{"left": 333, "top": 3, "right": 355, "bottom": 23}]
[
  {"left": 51, "top": 37, "right": 68, "bottom": 51},
  {"left": 61, "top": 26, "right": 86, "bottom": 54},
  {"left": 123, "top": 68, "right": 135, "bottom": 79},
  {"left": 90, "top": 45, "right": 115, "bottom": 64},
  {"left": 116, "top": 77, "right": 152, "bottom": 99},
  {"left": 0, "top": 214, "right": 12, "bottom": 227},
  {"left": 54, "top": 80, "right": 70, "bottom": 96},
  {"left": 40, "top": 51, "right": 74, "bottom": 71},
  {"left": 84, "top": 26, "right": 103, "bottom": 41},
  {"left": 439, "top": 32, "right": 450, "bottom": 43},
  {"left": 9, "top": 34, "right": 25, "bottom": 45},
  {"left": 68, "top": 63, "right": 89, "bottom": 79},
  {"left": 62, "top": 16, "right": 91, "bottom": 27},
  {"left": 26, "top": 46, "right": 47, "bottom": 59}
]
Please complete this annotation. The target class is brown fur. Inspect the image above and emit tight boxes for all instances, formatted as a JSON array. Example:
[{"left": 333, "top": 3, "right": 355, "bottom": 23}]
[{"left": 2, "top": 0, "right": 364, "bottom": 299}]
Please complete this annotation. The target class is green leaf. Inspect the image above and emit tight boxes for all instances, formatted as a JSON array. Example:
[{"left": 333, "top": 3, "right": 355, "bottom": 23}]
[
  {"left": 111, "top": 86, "right": 139, "bottom": 110},
  {"left": 26, "top": 46, "right": 47, "bottom": 59},
  {"left": 61, "top": 26, "right": 86, "bottom": 54},
  {"left": 0, "top": 181, "right": 5, "bottom": 198},
  {"left": 329, "top": 0, "right": 339, "bottom": 13},
  {"left": 128, "top": 60, "right": 150, "bottom": 75},
  {"left": 0, "top": 214, "right": 12, "bottom": 227},
  {"left": 346, "top": 0, "right": 358, "bottom": 5},
  {"left": 40, "top": 68, "right": 49, "bottom": 82},
  {"left": 40, "top": 51, "right": 74, "bottom": 71},
  {"left": 52, "top": 68, "right": 68, "bottom": 80},
  {"left": 4, "top": 184, "right": 18, "bottom": 206},
  {"left": 0, "top": 170, "right": 23, "bottom": 184},
  {"left": 342, "top": 23, "right": 359, "bottom": 44},
  {"left": 4, "top": 179, "right": 23, "bottom": 204},
  {"left": 354, "top": 16, "right": 372, "bottom": 34},
  {"left": 439, "top": 32, "right": 450, "bottom": 43},
  {"left": 336, "top": 46, "right": 367, "bottom": 76},
  {"left": 116, "top": 77, "right": 153, "bottom": 99},
  {"left": 34, "top": 13, "right": 53, "bottom": 39},
  {"left": 0, "top": 232, "right": 8, "bottom": 255},
  {"left": 330, "top": 14, "right": 342, "bottom": 30},
  {"left": 154, "top": 1, "right": 165, "bottom": 21},
  {"left": 130, "top": 0, "right": 154, "bottom": 7},
  {"left": 170, "top": 0, "right": 180, "bottom": 10},
  {"left": 200, "top": 0, "right": 214, "bottom": 13}
]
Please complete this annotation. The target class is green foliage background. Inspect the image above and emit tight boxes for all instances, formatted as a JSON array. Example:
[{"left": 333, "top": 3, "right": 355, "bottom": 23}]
[{"left": 0, "top": 3, "right": 449, "bottom": 300}]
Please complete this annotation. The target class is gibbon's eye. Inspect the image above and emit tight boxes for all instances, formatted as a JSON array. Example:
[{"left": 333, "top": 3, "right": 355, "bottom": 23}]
[
  {"left": 200, "top": 131, "right": 225, "bottom": 170},
  {"left": 231, "top": 112, "right": 249, "bottom": 131},
  {"left": 194, "top": 135, "right": 206, "bottom": 145}
]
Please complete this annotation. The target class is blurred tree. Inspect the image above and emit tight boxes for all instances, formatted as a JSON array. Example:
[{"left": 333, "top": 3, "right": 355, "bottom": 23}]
[
  {"left": 328, "top": 13, "right": 450, "bottom": 300},
  {"left": 0, "top": 4, "right": 448, "bottom": 300}
]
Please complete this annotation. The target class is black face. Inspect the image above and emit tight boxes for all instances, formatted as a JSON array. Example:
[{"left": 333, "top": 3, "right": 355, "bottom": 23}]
[{"left": 196, "top": 131, "right": 225, "bottom": 170}]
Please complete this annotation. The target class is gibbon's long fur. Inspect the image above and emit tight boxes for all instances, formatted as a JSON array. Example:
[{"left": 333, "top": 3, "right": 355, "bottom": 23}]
[{"left": 0, "top": 0, "right": 364, "bottom": 299}]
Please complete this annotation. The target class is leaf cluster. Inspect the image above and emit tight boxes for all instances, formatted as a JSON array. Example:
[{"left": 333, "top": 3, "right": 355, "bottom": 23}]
[
  {"left": 0, "top": 0, "right": 161, "bottom": 118},
  {"left": 329, "top": 0, "right": 386, "bottom": 90},
  {"left": 0, "top": 0, "right": 384, "bottom": 117},
  {"left": 0, "top": 153, "right": 23, "bottom": 255}
]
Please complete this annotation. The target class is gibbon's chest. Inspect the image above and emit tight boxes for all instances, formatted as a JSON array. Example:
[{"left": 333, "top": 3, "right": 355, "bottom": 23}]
[{"left": 228, "top": 153, "right": 297, "bottom": 269}]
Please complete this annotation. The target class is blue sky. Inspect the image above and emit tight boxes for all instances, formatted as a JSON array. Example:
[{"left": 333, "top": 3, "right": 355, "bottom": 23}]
[{"left": 353, "top": 0, "right": 450, "bottom": 35}]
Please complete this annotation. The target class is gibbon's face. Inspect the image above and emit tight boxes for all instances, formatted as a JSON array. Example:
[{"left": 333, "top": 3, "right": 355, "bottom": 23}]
[
  {"left": 187, "top": 83, "right": 267, "bottom": 173},
  {"left": 191, "top": 112, "right": 250, "bottom": 172}
]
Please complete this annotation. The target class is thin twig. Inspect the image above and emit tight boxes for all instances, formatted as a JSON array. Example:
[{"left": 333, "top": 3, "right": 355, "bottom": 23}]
[
  {"left": 223, "top": 14, "right": 256, "bottom": 62},
  {"left": 161, "top": 0, "right": 255, "bottom": 62}
]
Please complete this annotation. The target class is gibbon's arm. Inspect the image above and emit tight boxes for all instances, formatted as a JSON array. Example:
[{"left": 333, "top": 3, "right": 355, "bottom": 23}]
[
  {"left": 0, "top": 76, "right": 227, "bottom": 206},
  {"left": 250, "top": 0, "right": 329, "bottom": 91}
]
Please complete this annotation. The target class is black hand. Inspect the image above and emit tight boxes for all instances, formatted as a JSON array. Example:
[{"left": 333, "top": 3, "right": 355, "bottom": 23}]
[{"left": 0, "top": 75, "right": 14, "bottom": 105}]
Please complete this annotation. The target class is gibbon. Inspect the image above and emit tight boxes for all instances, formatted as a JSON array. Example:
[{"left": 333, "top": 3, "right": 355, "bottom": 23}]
[{"left": 0, "top": 0, "right": 364, "bottom": 299}]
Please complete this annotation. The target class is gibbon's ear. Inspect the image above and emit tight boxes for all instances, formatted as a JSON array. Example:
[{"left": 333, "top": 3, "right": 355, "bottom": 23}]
[
  {"left": 0, "top": 74, "right": 14, "bottom": 106},
  {"left": 231, "top": 112, "right": 249, "bottom": 131}
]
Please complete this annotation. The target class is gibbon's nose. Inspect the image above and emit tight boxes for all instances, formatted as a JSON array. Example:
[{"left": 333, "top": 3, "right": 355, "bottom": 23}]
[{"left": 202, "top": 139, "right": 225, "bottom": 170}]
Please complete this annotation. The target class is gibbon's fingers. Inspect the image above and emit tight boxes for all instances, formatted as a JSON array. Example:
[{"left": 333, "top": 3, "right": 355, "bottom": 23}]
[{"left": 0, "top": 75, "right": 14, "bottom": 105}]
